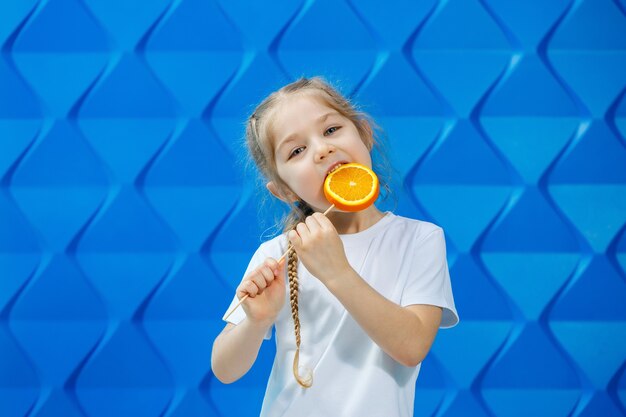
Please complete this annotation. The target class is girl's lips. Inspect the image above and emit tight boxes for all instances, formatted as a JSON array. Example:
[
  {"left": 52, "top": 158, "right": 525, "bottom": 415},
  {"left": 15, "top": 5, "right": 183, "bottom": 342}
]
[{"left": 326, "top": 161, "right": 349, "bottom": 176}]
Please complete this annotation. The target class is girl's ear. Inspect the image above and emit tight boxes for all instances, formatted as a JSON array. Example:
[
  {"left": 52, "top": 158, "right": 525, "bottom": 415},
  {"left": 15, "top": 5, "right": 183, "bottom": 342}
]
[{"left": 267, "top": 181, "right": 298, "bottom": 203}]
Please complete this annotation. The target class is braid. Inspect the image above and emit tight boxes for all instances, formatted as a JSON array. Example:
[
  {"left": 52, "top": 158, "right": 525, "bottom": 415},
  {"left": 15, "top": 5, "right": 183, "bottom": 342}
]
[{"left": 287, "top": 245, "right": 313, "bottom": 388}]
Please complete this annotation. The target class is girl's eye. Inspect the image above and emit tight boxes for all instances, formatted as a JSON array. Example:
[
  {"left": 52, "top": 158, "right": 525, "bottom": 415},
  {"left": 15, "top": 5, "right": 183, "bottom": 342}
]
[
  {"left": 325, "top": 126, "right": 340, "bottom": 136},
  {"left": 289, "top": 146, "right": 305, "bottom": 159}
]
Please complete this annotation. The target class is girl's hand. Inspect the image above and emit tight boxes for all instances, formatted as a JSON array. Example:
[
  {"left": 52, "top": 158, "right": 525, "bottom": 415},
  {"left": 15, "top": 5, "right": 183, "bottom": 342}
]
[
  {"left": 236, "top": 258, "right": 286, "bottom": 326},
  {"left": 288, "top": 212, "right": 352, "bottom": 286}
]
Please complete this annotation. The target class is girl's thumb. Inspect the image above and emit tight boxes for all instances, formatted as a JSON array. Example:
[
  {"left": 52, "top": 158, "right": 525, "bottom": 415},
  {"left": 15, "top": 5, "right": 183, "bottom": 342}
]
[{"left": 275, "top": 258, "right": 287, "bottom": 283}]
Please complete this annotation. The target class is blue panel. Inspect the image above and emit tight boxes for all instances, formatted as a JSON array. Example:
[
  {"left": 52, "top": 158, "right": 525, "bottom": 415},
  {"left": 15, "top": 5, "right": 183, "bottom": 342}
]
[
  {"left": 276, "top": 0, "right": 376, "bottom": 91},
  {"left": 2, "top": 0, "right": 626, "bottom": 416}
]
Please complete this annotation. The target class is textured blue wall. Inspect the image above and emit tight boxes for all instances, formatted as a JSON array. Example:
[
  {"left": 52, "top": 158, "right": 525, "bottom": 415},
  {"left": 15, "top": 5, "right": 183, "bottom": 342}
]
[{"left": 1, "top": 0, "right": 626, "bottom": 416}]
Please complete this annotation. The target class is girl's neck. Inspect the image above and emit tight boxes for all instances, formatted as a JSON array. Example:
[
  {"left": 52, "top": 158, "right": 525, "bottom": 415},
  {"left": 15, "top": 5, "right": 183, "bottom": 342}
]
[{"left": 326, "top": 206, "right": 385, "bottom": 235}]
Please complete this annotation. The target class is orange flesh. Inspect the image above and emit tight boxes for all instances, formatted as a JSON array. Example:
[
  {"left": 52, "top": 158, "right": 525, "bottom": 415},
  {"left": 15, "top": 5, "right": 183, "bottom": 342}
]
[{"left": 324, "top": 163, "right": 379, "bottom": 212}]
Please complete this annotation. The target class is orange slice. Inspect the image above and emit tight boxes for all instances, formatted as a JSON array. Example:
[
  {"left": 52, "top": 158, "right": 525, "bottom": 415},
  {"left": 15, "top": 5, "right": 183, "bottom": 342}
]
[{"left": 324, "top": 163, "right": 379, "bottom": 212}]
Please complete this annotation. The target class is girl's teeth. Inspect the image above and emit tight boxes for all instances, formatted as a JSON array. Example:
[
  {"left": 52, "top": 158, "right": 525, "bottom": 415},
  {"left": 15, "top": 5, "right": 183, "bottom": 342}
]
[{"left": 330, "top": 164, "right": 343, "bottom": 173}]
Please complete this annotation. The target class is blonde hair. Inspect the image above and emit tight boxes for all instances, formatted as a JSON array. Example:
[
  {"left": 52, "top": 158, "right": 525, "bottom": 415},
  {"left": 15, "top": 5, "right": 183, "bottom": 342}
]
[{"left": 245, "top": 76, "right": 391, "bottom": 388}]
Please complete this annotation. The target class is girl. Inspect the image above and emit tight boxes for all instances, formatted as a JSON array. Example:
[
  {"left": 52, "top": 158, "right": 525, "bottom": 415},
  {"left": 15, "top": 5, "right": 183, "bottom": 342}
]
[{"left": 211, "top": 77, "right": 459, "bottom": 417}]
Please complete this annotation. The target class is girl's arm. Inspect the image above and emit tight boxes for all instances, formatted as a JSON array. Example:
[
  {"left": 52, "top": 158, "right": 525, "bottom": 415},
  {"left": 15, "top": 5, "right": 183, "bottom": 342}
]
[
  {"left": 212, "top": 257, "right": 285, "bottom": 383},
  {"left": 211, "top": 320, "right": 273, "bottom": 383},
  {"left": 288, "top": 212, "right": 442, "bottom": 367},
  {"left": 325, "top": 269, "right": 442, "bottom": 367}
]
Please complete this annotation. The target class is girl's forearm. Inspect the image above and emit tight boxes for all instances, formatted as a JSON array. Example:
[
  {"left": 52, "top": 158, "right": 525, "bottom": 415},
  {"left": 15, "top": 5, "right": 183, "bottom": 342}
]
[
  {"left": 325, "top": 268, "right": 430, "bottom": 367},
  {"left": 211, "top": 319, "right": 272, "bottom": 383}
]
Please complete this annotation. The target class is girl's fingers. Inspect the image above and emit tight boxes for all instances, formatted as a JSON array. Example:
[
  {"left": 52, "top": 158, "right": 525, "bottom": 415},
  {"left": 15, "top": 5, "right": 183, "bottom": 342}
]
[
  {"left": 238, "top": 257, "right": 283, "bottom": 299},
  {"left": 288, "top": 229, "right": 302, "bottom": 248},
  {"left": 295, "top": 222, "right": 308, "bottom": 237},
  {"left": 291, "top": 213, "right": 334, "bottom": 250},
  {"left": 274, "top": 259, "right": 285, "bottom": 283},
  {"left": 249, "top": 281, "right": 260, "bottom": 296},
  {"left": 251, "top": 271, "right": 268, "bottom": 292},
  {"left": 259, "top": 265, "right": 274, "bottom": 286},
  {"left": 237, "top": 280, "right": 259, "bottom": 300},
  {"left": 304, "top": 214, "right": 321, "bottom": 234},
  {"left": 295, "top": 223, "right": 309, "bottom": 247},
  {"left": 312, "top": 212, "right": 334, "bottom": 232},
  {"left": 264, "top": 259, "right": 280, "bottom": 277}
]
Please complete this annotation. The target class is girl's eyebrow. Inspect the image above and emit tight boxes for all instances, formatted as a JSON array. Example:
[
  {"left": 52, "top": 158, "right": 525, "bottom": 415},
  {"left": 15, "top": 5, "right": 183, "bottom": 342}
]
[{"left": 275, "top": 111, "right": 340, "bottom": 155}]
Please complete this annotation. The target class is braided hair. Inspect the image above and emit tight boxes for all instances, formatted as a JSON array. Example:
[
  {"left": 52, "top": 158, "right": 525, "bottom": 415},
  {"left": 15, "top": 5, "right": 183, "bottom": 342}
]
[{"left": 287, "top": 245, "right": 313, "bottom": 387}]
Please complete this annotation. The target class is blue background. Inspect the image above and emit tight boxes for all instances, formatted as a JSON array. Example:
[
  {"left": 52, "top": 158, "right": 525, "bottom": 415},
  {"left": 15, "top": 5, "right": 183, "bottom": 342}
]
[{"left": 1, "top": 0, "right": 626, "bottom": 416}]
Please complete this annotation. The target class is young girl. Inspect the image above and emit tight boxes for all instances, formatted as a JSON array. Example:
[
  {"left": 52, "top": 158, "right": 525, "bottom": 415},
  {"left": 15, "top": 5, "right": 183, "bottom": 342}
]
[{"left": 211, "top": 77, "right": 459, "bottom": 417}]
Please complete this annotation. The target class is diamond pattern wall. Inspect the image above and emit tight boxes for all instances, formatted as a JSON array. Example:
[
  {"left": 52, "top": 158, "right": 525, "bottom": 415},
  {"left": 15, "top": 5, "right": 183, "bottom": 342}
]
[{"left": 1, "top": 0, "right": 626, "bottom": 416}]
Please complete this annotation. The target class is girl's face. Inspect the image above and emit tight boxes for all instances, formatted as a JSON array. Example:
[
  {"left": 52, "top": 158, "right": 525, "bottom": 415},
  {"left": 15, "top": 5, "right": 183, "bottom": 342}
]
[{"left": 267, "top": 93, "right": 373, "bottom": 211}]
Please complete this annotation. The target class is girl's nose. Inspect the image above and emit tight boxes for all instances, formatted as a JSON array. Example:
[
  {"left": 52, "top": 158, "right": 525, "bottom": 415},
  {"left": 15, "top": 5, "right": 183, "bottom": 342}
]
[{"left": 314, "top": 140, "right": 335, "bottom": 162}]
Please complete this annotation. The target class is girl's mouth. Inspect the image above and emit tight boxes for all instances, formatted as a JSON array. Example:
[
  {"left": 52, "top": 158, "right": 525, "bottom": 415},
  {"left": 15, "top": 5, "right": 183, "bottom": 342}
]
[{"left": 326, "top": 162, "right": 348, "bottom": 176}]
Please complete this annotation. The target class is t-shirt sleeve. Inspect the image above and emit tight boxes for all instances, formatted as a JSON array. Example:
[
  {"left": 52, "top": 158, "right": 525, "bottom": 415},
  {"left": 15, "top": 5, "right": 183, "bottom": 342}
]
[
  {"left": 221, "top": 245, "right": 273, "bottom": 340},
  {"left": 400, "top": 227, "right": 459, "bottom": 328}
]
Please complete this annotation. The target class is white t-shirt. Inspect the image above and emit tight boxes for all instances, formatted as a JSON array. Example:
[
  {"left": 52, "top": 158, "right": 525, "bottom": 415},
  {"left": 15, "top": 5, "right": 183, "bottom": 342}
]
[{"left": 222, "top": 212, "right": 459, "bottom": 417}]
